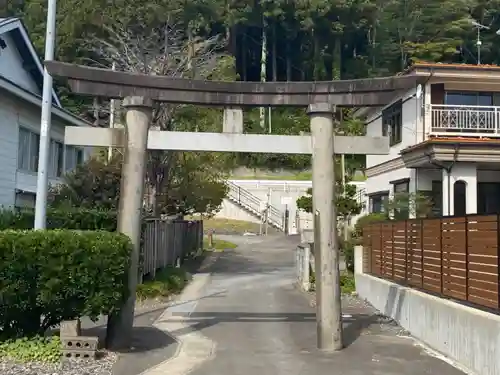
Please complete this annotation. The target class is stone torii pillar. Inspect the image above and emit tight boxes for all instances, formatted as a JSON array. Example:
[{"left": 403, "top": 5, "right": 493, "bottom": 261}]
[
  {"left": 308, "top": 103, "right": 342, "bottom": 351},
  {"left": 107, "top": 96, "right": 153, "bottom": 349}
]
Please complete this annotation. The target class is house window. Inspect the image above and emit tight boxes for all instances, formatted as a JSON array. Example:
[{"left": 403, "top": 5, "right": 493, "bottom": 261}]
[
  {"left": 477, "top": 183, "right": 500, "bottom": 215},
  {"left": 49, "top": 140, "right": 64, "bottom": 177},
  {"left": 369, "top": 192, "right": 389, "bottom": 214},
  {"left": 431, "top": 181, "right": 442, "bottom": 217},
  {"left": 445, "top": 91, "right": 492, "bottom": 107},
  {"left": 17, "top": 127, "right": 40, "bottom": 173},
  {"left": 382, "top": 100, "right": 402, "bottom": 146},
  {"left": 65, "top": 146, "right": 84, "bottom": 172},
  {"left": 391, "top": 179, "right": 409, "bottom": 219},
  {"left": 15, "top": 191, "right": 36, "bottom": 211}
]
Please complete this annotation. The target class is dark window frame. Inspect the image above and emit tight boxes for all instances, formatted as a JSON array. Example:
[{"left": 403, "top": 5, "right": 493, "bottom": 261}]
[
  {"left": 391, "top": 179, "right": 410, "bottom": 219},
  {"left": 369, "top": 192, "right": 389, "bottom": 214},
  {"left": 382, "top": 100, "right": 403, "bottom": 146}
]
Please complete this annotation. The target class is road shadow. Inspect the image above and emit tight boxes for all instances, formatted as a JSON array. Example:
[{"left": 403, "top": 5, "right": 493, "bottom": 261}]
[{"left": 159, "top": 310, "right": 388, "bottom": 349}]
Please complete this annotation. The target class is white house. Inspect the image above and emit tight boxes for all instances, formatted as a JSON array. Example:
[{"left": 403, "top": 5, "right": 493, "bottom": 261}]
[
  {"left": 360, "top": 62, "right": 500, "bottom": 217},
  {"left": 0, "top": 17, "right": 90, "bottom": 210}
]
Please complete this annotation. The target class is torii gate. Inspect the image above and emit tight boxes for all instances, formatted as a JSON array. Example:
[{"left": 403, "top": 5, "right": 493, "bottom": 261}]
[{"left": 45, "top": 61, "right": 422, "bottom": 351}]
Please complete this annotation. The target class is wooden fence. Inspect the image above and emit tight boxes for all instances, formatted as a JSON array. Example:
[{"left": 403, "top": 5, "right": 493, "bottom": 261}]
[
  {"left": 142, "top": 219, "right": 203, "bottom": 277},
  {"left": 363, "top": 215, "right": 500, "bottom": 311}
]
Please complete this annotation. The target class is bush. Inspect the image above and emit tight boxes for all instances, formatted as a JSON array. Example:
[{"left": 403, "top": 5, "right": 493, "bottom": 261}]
[
  {"left": 0, "top": 230, "right": 132, "bottom": 338},
  {"left": 0, "top": 208, "right": 117, "bottom": 231},
  {"left": 353, "top": 213, "right": 387, "bottom": 239},
  {"left": 339, "top": 237, "right": 355, "bottom": 273},
  {"left": 136, "top": 266, "right": 190, "bottom": 301}
]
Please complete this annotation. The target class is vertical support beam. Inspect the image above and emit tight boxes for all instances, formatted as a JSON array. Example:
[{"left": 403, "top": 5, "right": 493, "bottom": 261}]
[
  {"left": 223, "top": 107, "right": 244, "bottom": 133},
  {"left": 107, "top": 96, "right": 152, "bottom": 349},
  {"left": 307, "top": 103, "right": 343, "bottom": 351}
]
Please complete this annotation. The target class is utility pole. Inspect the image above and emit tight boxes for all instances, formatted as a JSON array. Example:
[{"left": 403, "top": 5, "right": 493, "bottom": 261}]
[
  {"left": 108, "top": 62, "right": 116, "bottom": 163},
  {"left": 34, "top": 0, "right": 57, "bottom": 229}
]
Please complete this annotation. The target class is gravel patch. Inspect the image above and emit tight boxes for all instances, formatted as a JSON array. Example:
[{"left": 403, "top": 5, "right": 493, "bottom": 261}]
[{"left": 1, "top": 352, "right": 117, "bottom": 375}]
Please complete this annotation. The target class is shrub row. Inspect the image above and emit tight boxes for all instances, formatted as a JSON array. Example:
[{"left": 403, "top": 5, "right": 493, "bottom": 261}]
[
  {"left": 0, "top": 230, "right": 132, "bottom": 339},
  {"left": 0, "top": 208, "right": 117, "bottom": 231}
]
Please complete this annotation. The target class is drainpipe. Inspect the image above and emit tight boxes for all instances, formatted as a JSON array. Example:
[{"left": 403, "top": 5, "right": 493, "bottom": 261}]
[{"left": 426, "top": 144, "right": 459, "bottom": 216}]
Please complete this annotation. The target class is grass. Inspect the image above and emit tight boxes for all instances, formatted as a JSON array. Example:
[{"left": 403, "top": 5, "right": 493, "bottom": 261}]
[
  {"left": 136, "top": 266, "right": 191, "bottom": 301},
  {"left": 0, "top": 335, "right": 61, "bottom": 363},
  {"left": 203, "top": 237, "right": 237, "bottom": 252},
  {"left": 188, "top": 217, "right": 277, "bottom": 235},
  {"left": 309, "top": 272, "right": 356, "bottom": 294}
]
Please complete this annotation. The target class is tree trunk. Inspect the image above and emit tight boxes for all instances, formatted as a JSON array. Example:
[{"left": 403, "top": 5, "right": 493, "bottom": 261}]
[
  {"left": 332, "top": 37, "right": 341, "bottom": 80},
  {"left": 272, "top": 22, "right": 277, "bottom": 82},
  {"left": 259, "top": 17, "right": 267, "bottom": 131},
  {"left": 286, "top": 38, "right": 292, "bottom": 81},
  {"left": 242, "top": 30, "right": 247, "bottom": 81}
]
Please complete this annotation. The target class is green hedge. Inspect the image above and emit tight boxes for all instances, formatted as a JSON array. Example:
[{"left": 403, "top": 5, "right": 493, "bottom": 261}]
[
  {"left": 0, "top": 208, "right": 117, "bottom": 231},
  {"left": 0, "top": 230, "right": 132, "bottom": 339}
]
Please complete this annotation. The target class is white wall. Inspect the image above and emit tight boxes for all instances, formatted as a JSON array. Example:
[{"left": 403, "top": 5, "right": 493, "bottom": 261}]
[
  {"left": 0, "top": 91, "right": 68, "bottom": 207},
  {"left": 0, "top": 32, "right": 40, "bottom": 94},
  {"left": 366, "top": 88, "right": 420, "bottom": 169},
  {"left": 216, "top": 199, "right": 262, "bottom": 224}
]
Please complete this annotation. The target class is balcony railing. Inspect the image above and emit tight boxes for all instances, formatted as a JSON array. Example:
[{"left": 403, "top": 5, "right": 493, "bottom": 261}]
[{"left": 431, "top": 104, "right": 500, "bottom": 137}]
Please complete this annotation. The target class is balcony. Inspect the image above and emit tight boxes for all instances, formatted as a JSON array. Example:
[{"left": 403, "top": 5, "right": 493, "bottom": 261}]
[{"left": 431, "top": 104, "right": 500, "bottom": 137}]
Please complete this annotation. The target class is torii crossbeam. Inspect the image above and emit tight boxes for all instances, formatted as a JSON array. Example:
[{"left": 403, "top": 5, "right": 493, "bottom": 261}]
[{"left": 45, "top": 61, "right": 421, "bottom": 352}]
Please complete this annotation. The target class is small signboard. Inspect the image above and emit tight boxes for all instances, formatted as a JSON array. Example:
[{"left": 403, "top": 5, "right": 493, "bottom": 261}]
[
  {"left": 259, "top": 201, "right": 267, "bottom": 211},
  {"left": 281, "top": 196, "right": 293, "bottom": 205}
]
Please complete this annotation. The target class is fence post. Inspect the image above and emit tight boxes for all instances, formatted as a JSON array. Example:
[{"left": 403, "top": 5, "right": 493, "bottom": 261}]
[
  {"left": 391, "top": 223, "right": 395, "bottom": 280},
  {"left": 404, "top": 220, "right": 408, "bottom": 285},
  {"left": 465, "top": 216, "right": 469, "bottom": 301},
  {"left": 439, "top": 218, "right": 443, "bottom": 295},
  {"left": 497, "top": 214, "right": 500, "bottom": 310},
  {"left": 152, "top": 220, "right": 158, "bottom": 278},
  {"left": 420, "top": 219, "right": 424, "bottom": 289}
]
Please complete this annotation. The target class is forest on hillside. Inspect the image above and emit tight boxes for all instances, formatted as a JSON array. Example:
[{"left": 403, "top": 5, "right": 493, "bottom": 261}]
[{"left": 3, "top": 0, "right": 500, "bottom": 172}]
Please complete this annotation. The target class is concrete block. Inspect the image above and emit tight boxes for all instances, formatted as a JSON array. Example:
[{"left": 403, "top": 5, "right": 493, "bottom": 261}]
[
  {"left": 61, "top": 336, "right": 99, "bottom": 351},
  {"left": 62, "top": 349, "right": 96, "bottom": 360},
  {"left": 59, "top": 320, "right": 81, "bottom": 337}
]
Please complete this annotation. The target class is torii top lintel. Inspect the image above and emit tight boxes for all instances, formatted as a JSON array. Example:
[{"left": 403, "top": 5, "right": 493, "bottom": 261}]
[{"left": 45, "top": 61, "right": 423, "bottom": 107}]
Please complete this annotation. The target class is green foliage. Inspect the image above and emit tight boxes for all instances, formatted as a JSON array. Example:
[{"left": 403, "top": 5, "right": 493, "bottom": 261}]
[
  {"left": 308, "top": 272, "right": 355, "bottom": 294},
  {"left": 49, "top": 155, "right": 122, "bottom": 211},
  {"left": 384, "top": 192, "right": 434, "bottom": 219},
  {"left": 296, "top": 182, "right": 363, "bottom": 219},
  {"left": 0, "top": 208, "right": 117, "bottom": 231},
  {"left": 12, "top": 0, "right": 500, "bottom": 174},
  {"left": 0, "top": 230, "right": 132, "bottom": 338},
  {"left": 49, "top": 155, "right": 228, "bottom": 217},
  {"left": 0, "top": 336, "right": 61, "bottom": 363},
  {"left": 353, "top": 213, "right": 388, "bottom": 239},
  {"left": 136, "top": 267, "right": 190, "bottom": 301},
  {"left": 339, "top": 237, "right": 355, "bottom": 273},
  {"left": 340, "top": 274, "right": 356, "bottom": 294}
]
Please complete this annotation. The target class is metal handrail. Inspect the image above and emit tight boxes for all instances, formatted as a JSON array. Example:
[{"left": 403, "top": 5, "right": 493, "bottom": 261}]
[{"left": 226, "top": 181, "right": 284, "bottom": 229}]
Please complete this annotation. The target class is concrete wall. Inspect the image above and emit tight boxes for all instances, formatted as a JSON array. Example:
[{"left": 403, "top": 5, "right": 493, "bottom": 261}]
[
  {"left": 216, "top": 180, "right": 366, "bottom": 234},
  {"left": 216, "top": 198, "right": 262, "bottom": 224},
  {"left": 354, "top": 246, "right": 500, "bottom": 375}
]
